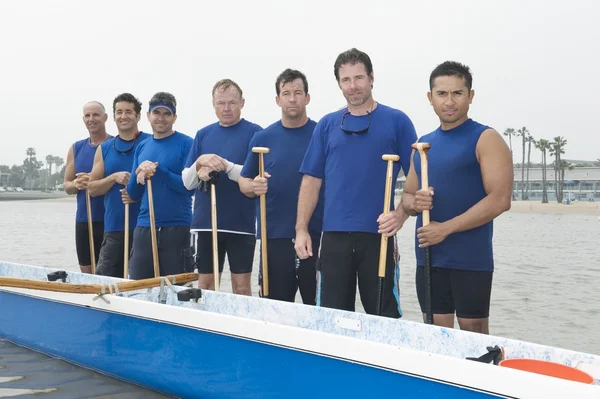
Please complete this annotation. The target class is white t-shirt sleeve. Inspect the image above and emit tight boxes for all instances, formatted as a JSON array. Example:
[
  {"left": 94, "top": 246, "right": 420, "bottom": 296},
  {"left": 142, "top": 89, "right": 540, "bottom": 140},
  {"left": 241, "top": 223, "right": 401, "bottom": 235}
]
[{"left": 182, "top": 165, "right": 201, "bottom": 190}]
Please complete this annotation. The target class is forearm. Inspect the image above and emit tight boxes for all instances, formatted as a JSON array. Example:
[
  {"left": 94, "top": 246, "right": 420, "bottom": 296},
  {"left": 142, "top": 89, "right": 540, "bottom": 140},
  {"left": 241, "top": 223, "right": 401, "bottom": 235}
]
[
  {"left": 401, "top": 193, "right": 418, "bottom": 216},
  {"left": 394, "top": 205, "right": 410, "bottom": 224},
  {"left": 160, "top": 166, "right": 194, "bottom": 195},
  {"left": 296, "top": 176, "right": 322, "bottom": 231},
  {"left": 88, "top": 175, "right": 116, "bottom": 197},
  {"left": 181, "top": 166, "right": 201, "bottom": 190},
  {"left": 239, "top": 177, "right": 256, "bottom": 198},
  {"left": 444, "top": 193, "right": 511, "bottom": 234},
  {"left": 226, "top": 162, "right": 242, "bottom": 182},
  {"left": 126, "top": 177, "right": 145, "bottom": 202},
  {"left": 64, "top": 180, "right": 78, "bottom": 195}
]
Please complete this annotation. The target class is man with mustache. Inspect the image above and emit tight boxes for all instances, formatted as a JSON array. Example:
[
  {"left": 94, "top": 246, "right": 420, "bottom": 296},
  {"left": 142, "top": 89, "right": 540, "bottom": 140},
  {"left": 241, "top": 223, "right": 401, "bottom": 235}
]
[
  {"left": 63, "top": 101, "right": 112, "bottom": 274},
  {"left": 88, "top": 93, "right": 151, "bottom": 278},
  {"left": 401, "top": 61, "right": 513, "bottom": 334},
  {"left": 295, "top": 48, "right": 417, "bottom": 318},
  {"left": 182, "top": 79, "right": 262, "bottom": 296}
]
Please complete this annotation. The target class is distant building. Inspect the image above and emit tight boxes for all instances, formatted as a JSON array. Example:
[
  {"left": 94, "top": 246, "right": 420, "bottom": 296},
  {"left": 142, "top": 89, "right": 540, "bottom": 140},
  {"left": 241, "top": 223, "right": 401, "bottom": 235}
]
[
  {"left": 0, "top": 172, "right": 9, "bottom": 187},
  {"left": 396, "top": 167, "right": 600, "bottom": 202}
]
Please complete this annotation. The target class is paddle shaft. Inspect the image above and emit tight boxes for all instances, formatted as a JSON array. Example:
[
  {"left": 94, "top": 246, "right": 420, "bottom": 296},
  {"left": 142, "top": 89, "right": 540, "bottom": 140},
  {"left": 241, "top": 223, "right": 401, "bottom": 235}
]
[
  {"left": 418, "top": 149, "right": 433, "bottom": 325},
  {"left": 147, "top": 179, "right": 160, "bottom": 278},
  {"left": 124, "top": 203, "right": 129, "bottom": 279},
  {"left": 85, "top": 189, "right": 96, "bottom": 274},
  {"left": 210, "top": 182, "right": 220, "bottom": 291},
  {"left": 258, "top": 152, "right": 269, "bottom": 297}
]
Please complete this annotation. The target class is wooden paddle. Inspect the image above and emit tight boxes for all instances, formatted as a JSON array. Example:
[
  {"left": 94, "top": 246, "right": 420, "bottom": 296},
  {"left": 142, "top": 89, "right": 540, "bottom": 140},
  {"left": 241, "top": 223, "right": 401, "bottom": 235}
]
[
  {"left": 412, "top": 142, "right": 433, "bottom": 325},
  {"left": 85, "top": 187, "right": 96, "bottom": 274},
  {"left": 252, "top": 146, "right": 270, "bottom": 298},
  {"left": 124, "top": 203, "right": 129, "bottom": 279},
  {"left": 376, "top": 154, "right": 400, "bottom": 316},
  {"left": 209, "top": 172, "right": 220, "bottom": 291},
  {"left": 147, "top": 177, "right": 160, "bottom": 278}
]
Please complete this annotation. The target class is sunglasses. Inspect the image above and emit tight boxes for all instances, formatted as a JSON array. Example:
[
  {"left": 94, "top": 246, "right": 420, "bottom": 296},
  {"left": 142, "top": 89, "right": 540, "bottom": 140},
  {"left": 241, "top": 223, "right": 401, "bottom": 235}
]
[{"left": 340, "top": 110, "right": 371, "bottom": 135}]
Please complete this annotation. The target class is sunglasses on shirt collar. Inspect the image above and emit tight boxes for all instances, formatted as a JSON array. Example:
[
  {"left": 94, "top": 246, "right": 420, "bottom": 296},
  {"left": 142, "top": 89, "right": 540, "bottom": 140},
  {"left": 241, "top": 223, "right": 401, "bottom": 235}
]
[{"left": 340, "top": 110, "right": 372, "bottom": 135}]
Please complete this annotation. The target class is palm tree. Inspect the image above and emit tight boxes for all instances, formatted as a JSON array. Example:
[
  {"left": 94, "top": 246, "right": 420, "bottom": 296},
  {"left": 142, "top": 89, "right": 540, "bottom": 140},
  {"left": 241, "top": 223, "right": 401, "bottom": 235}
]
[
  {"left": 536, "top": 139, "right": 551, "bottom": 203},
  {"left": 503, "top": 128, "right": 516, "bottom": 200},
  {"left": 595, "top": 158, "right": 600, "bottom": 167},
  {"left": 525, "top": 133, "right": 534, "bottom": 200},
  {"left": 550, "top": 136, "right": 567, "bottom": 203},
  {"left": 517, "top": 127, "right": 529, "bottom": 200}
]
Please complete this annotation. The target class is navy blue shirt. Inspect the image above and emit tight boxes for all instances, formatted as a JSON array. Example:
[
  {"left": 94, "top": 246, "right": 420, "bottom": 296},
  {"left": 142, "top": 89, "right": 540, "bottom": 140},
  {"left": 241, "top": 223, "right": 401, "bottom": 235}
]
[
  {"left": 74, "top": 136, "right": 111, "bottom": 223},
  {"left": 185, "top": 119, "right": 262, "bottom": 234},
  {"left": 414, "top": 118, "right": 494, "bottom": 272},
  {"left": 300, "top": 103, "right": 417, "bottom": 234},
  {"left": 126, "top": 132, "right": 194, "bottom": 228},
  {"left": 101, "top": 132, "right": 151, "bottom": 233},
  {"left": 240, "top": 119, "right": 324, "bottom": 240}
]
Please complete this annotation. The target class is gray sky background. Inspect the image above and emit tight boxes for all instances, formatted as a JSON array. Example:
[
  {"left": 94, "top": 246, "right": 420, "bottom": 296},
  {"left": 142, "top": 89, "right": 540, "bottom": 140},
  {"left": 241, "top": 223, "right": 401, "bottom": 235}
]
[{"left": 0, "top": 0, "right": 598, "bottom": 167}]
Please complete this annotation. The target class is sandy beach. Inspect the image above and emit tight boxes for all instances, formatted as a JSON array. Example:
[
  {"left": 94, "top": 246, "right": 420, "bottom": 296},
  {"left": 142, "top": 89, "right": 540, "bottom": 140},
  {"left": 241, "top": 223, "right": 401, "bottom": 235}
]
[{"left": 506, "top": 200, "right": 600, "bottom": 216}]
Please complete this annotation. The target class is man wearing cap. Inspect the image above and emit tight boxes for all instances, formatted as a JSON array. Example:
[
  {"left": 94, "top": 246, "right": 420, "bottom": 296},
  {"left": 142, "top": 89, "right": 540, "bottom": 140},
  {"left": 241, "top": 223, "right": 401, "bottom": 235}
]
[
  {"left": 125, "top": 92, "right": 196, "bottom": 279},
  {"left": 182, "top": 79, "right": 262, "bottom": 295}
]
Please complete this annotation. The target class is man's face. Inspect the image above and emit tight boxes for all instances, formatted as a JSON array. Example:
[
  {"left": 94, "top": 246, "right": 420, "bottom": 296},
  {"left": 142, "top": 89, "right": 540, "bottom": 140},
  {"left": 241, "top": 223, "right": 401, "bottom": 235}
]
[
  {"left": 276, "top": 78, "right": 310, "bottom": 119},
  {"left": 427, "top": 75, "right": 474, "bottom": 127},
  {"left": 337, "top": 62, "right": 373, "bottom": 107},
  {"left": 82, "top": 103, "right": 108, "bottom": 134},
  {"left": 147, "top": 107, "right": 176, "bottom": 135},
  {"left": 114, "top": 101, "right": 140, "bottom": 134},
  {"left": 213, "top": 86, "right": 244, "bottom": 127}
]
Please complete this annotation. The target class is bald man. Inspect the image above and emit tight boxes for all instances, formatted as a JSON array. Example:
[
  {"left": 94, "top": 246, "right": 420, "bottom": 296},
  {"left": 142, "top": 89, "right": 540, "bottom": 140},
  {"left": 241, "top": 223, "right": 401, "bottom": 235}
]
[{"left": 64, "top": 101, "right": 112, "bottom": 273}]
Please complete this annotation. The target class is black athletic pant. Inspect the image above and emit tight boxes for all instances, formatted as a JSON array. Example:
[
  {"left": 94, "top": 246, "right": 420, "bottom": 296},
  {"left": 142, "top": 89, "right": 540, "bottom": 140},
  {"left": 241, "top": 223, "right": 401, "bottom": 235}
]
[
  {"left": 318, "top": 232, "right": 401, "bottom": 319},
  {"left": 95, "top": 231, "right": 134, "bottom": 278},
  {"left": 258, "top": 237, "right": 320, "bottom": 305},
  {"left": 75, "top": 222, "right": 103, "bottom": 267}
]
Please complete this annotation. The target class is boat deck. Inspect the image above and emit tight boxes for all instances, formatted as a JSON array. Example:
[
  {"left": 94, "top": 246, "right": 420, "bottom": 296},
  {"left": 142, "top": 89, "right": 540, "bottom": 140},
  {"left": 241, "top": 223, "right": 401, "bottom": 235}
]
[{"left": 0, "top": 339, "right": 171, "bottom": 398}]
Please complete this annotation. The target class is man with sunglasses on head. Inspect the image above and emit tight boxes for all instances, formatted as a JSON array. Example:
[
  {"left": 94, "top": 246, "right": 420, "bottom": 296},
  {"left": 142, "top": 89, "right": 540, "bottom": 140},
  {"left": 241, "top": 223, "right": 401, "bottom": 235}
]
[
  {"left": 295, "top": 48, "right": 417, "bottom": 318},
  {"left": 88, "top": 93, "right": 151, "bottom": 278},
  {"left": 125, "top": 92, "right": 195, "bottom": 280}
]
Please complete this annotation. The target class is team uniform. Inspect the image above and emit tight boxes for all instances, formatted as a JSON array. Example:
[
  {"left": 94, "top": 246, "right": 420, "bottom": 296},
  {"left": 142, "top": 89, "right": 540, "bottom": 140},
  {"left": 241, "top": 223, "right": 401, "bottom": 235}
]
[
  {"left": 300, "top": 103, "right": 417, "bottom": 318},
  {"left": 182, "top": 119, "right": 262, "bottom": 276},
  {"left": 126, "top": 132, "right": 195, "bottom": 279},
  {"left": 73, "top": 136, "right": 110, "bottom": 267},
  {"left": 240, "top": 119, "right": 324, "bottom": 304},
  {"left": 413, "top": 118, "right": 494, "bottom": 319},
  {"left": 95, "top": 132, "right": 151, "bottom": 277}
]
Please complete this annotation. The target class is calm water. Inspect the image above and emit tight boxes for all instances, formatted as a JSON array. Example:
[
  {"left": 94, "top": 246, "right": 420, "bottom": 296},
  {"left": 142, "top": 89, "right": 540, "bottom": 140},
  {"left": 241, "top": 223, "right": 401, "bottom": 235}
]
[{"left": 0, "top": 197, "right": 599, "bottom": 383}]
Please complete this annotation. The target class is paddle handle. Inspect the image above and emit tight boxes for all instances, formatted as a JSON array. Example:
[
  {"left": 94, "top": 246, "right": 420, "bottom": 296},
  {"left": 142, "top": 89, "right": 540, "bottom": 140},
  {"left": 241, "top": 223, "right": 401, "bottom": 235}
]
[
  {"left": 124, "top": 203, "right": 129, "bottom": 279},
  {"left": 147, "top": 179, "right": 160, "bottom": 278},
  {"left": 210, "top": 182, "right": 220, "bottom": 291},
  {"left": 378, "top": 155, "right": 399, "bottom": 278},
  {"left": 258, "top": 152, "right": 269, "bottom": 297},
  {"left": 85, "top": 189, "right": 96, "bottom": 274}
]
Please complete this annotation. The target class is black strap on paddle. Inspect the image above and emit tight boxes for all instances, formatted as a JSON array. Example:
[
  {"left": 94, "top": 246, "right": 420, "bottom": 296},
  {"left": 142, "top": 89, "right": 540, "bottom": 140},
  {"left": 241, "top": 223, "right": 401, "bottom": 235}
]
[
  {"left": 200, "top": 171, "right": 219, "bottom": 192},
  {"left": 466, "top": 345, "right": 504, "bottom": 366}
]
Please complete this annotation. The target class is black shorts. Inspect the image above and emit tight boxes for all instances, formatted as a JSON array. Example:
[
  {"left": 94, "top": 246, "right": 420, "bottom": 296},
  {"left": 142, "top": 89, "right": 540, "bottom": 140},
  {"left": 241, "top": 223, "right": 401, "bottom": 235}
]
[
  {"left": 195, "top": 232, "right": 256, "bottom": 274},
  {"left": 75, "top": 222, "right": 104, "bottom": 267},
  {"left": 95, "top": 231, "right": 134, "bottom": 278},
  {"left": 128, "top": 226, "right": 195, "bottom": 280},
  {"left": 317, "top": 232, "right": 401, "bottom": 319},
  {"left": 415, "top": 266, "right": 493, "bottom": 319},
  {"left": 257, "top": 237, "right": 320, "bottom": 305}
]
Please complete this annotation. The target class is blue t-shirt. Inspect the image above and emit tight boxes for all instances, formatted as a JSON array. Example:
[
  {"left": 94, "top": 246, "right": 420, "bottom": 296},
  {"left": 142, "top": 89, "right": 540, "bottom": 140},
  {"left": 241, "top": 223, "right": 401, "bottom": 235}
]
[
  {"left": 240, "top": 119, "right": 324, "bottom": 240},
  {"left": 414, "top": 118, "right": 494, "bottom": 272},
  {"left": 300, "top": 103, "right": 417, "bottom": 234},
  {"left": 126, "top": 131, "right": 194, "bottom": 228},
  {"left": 101, "top": 132, "right": 151, "bottom": 233},
  {"left": 74, "top": 136, "right": 111, "bottom": 223},
  {"left": 185, "top": 119, "right": 262, "bottom": 234}
]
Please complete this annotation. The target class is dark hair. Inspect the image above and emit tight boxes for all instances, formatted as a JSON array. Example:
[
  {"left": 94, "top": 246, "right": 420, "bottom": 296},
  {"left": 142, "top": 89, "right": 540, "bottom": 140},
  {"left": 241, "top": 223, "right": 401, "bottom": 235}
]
[
  {"left": 149, "top": 92, "right": 177, "bottom": 113},
  {"left": 212, "top": 79, "right": 243, "bottom": 98},
  {"left": 333, "top": 48, "right": 373, "bottom": 82},
  {"left": 113, "top": 93, "right": 142, "bottom": 115},
  {"left": 429, "top": 61, "right": 473, "bottom": 91},
  {"left": 275, "top": 69, "right": 308, "bottom": 96}
]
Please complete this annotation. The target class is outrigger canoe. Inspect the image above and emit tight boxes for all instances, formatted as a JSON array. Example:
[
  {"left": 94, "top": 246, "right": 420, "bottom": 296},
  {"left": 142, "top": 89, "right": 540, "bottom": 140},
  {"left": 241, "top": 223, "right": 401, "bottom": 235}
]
[{"left": 0, "top": 260, "right": 599, "bottom": 398}]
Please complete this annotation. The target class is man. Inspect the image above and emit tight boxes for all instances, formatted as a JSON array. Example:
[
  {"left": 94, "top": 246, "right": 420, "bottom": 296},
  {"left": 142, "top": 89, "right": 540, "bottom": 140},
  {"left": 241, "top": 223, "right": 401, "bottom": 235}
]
[
  {"left": 295, "top": 48, "right": 417, "bottom": 318},
  {"left": 63, "top": 101, "right": 111, "bottom": 273},
  {"left": 125, "top": 92, "right": 195, "bottom": 279},
  {"left": 182, "top": 79, "right": 262, "bottom": 296},
  {"left": 88, "top": 93, "right": 151, "bottom": 278},
  {"left": 239, "top": 69, "right": 324, "bottom": 304},
  {"left": 401, "top": 61, "right": 513, "bottom": 334}
]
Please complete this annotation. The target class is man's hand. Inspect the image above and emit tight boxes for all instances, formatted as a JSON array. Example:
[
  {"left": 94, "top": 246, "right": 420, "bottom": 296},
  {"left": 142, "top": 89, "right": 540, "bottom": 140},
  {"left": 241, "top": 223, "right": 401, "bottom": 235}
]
[
  {"left": 136, "top": 161, "right": 158, "bottom": 185},
  {"left": 294, "top": 229, "right": 313, "bottom": 260},
  {"left": 412, "top": 187, "right": 434, "bottom": 213},
  {"left": 112, "top": 171, "right": 130, "bottom": 186},
  {"left": 197, "top": 166, "right": 212, "bottom": 181},
  {"left": 74, "top": 173, "right": 90, "bottom": 190},
  {"left": 196, "top": 154, "right": 228, "bottom": 172},
  {"left": 120, "top": 188, "right": 136, "bottom": 204},
  {"left": 417, "top": 221, "right": 451, "bottom": 247},
  {"left": 252, "top": 172, "right": 270, "bottom": 196},
  {"left": 377, "top": 209, "right": 406, "bottom": 237}
]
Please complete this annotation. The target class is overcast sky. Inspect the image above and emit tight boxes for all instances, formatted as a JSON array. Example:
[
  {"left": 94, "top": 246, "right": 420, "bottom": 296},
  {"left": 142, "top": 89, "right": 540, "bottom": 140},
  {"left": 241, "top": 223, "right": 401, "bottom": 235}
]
[{"left": 0, "top": 0, "right": 597, "bottom": 167}]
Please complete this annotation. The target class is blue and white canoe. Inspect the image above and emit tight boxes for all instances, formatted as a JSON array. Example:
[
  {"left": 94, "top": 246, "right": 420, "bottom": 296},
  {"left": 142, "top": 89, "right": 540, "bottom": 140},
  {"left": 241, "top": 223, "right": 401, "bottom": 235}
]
[{"left": 1, "top": 260, "right": 599, "bottom": 399}]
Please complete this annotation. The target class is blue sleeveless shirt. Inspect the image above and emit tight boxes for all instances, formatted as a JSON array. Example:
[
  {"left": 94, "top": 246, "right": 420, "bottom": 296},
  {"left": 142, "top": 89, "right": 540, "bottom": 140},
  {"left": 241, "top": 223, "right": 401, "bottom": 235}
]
[
  {"left": 413, "top": 119, "right": 494, "bottom": 272},
  {"left": 73, "top": 137, "right": 109, "bottom": 224}
]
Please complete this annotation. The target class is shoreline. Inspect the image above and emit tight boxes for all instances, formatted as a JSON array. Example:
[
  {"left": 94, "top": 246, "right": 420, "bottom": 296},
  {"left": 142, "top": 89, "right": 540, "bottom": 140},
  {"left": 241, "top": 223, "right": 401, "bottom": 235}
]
[{"left": 0, "top": 191, "right": 70, "bottom": 201}]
